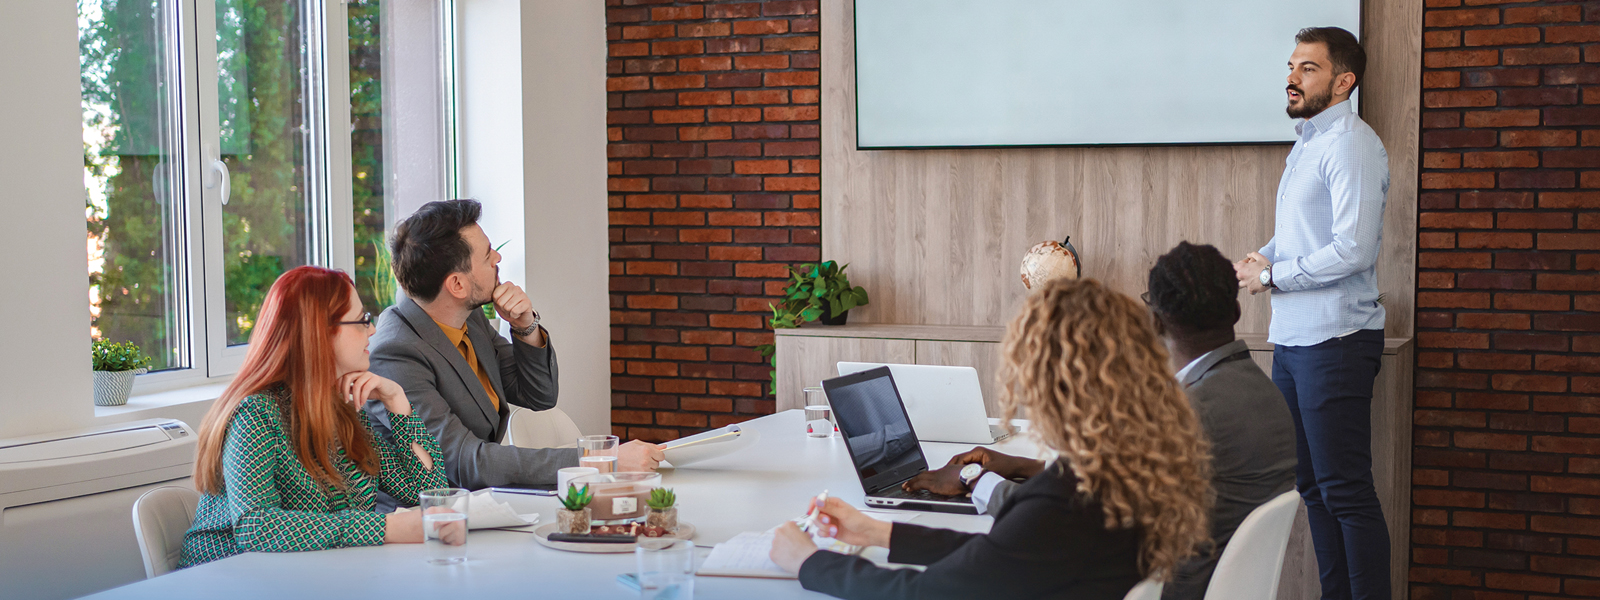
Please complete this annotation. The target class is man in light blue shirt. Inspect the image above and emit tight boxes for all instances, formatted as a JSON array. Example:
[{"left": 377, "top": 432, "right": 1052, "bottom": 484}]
[{"left": 1233, "top": 27, "right": 1389, "bottom": 600}]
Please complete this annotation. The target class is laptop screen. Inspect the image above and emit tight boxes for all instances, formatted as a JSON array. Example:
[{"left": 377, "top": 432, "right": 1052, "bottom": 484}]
[{"left": 822, "top": 367, "right": 929, "bottom": 492}]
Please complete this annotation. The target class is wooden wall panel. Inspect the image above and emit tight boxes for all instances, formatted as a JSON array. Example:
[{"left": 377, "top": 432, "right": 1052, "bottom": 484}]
[
  {"left": 821, "top": 0, "right": 1421, "bottom": 338},
  {"left": 775, "top": 336, "right": 914, "bottom": 412}
]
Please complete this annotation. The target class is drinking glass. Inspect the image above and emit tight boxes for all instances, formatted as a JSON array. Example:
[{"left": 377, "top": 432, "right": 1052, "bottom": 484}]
[
  {"left": 578, "top": 434, "right": 620, "bottom": 473},
  {"left": 803, "top": 386, "right": 835, "bottom": 436},
  {"left": 636, "top": 538, "right": 695, "bottom": 599},
  {"left": 419, "top": 488, "right": 469, "bottom": 565}
]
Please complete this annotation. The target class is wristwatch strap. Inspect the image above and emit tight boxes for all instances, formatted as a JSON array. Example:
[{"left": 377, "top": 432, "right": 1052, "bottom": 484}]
[{"left": 509, "top": 311, "right": 541, "bottom": 338}]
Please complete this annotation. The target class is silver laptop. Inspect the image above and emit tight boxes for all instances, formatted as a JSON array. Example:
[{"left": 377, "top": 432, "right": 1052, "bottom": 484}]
[
  {"left": 837, "top": 362, "right": 1005, "bottom": 444},
  {"left": 822, "top": 367, "right": 979, "bottom": 514}
]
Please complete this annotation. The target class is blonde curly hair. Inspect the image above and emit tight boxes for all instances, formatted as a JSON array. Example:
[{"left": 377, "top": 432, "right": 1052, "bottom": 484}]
[{"left": 996, "top": 277, "right": 1213, "bottom": 579}]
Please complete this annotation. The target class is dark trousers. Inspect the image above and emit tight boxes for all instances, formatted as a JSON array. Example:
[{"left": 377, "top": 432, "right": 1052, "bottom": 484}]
[{"left": 1273, "top": 329, "right": 1389, "bottom": 600}]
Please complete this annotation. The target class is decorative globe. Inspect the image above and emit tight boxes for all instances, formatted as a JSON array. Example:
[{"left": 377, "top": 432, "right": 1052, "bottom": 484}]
[{"left": 1020, "top": 238, "right": 1081, "bottom": 290}]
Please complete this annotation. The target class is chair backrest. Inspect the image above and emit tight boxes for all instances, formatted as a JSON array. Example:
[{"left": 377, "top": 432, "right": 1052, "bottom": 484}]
[
  {"left": 131, "top": 485, "right": 201, "bottom": 578},
  {"left": 1204, "top": 490, "right": 1302, "bottom": 600},
  {"left": 1123, "top": 579, "right": 1164, "bottom": 600},
  {"left": 501, "top": 406, "right": 583, "bottom": 449}
]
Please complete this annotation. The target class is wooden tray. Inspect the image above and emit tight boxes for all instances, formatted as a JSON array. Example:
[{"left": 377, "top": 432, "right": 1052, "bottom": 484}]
[{"left": 531, "top": 522, "right": 695, "bottom": 553}]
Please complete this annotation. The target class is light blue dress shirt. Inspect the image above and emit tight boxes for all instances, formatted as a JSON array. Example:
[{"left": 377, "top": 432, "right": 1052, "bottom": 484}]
[{"left": 1260, "top": 100, "right": 1388, "bottom": 347}]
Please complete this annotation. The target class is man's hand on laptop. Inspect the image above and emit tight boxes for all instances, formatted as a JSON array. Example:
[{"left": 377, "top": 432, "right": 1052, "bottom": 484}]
[
  {"left": 616, "top": 440, "right": 665, "bottom": 472},
  {"left": 950, "top": 447, "right": 1046, "bottom": 480},
  {"left": 902, "top": 464, "right": 968, "bottom": 496}
]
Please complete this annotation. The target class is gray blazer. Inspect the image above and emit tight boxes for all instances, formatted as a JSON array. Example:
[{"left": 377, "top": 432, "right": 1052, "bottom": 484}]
[
  {"left": 984, "top": 339, "right": 1296, "bottom": 600},
  {"left": 366, "top": 295, "right": 581, "bottom": 502}
]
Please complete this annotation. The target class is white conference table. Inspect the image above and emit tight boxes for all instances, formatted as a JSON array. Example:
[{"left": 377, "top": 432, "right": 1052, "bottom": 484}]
[{"left": 89, "top": 410, "right": 1038, "bottom": 599}]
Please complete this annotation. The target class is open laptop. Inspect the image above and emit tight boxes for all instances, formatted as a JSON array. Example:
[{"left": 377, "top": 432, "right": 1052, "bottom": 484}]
[
  {"left": 822, "top": 367, "right": 978, "bottom": 515},
  {"left": 837, "top": 362, "right": 1007, "bottom": 444}
]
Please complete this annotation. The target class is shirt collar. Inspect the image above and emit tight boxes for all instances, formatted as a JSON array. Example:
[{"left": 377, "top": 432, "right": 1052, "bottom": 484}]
[
  {"left": 1174, "top": 349, "right": 1215, "bottom": 383},
  {"left": 433, "top": 318, "right": 468, "bottom": 347},
  {"left": 1295, "top": 98, "right": 1352, "bottom": 137}
]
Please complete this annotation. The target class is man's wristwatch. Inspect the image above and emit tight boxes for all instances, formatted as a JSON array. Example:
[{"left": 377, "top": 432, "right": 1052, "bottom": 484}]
[
  {"left": 1259, "top": 263, "right": 1274, "bottom": 289},
  {"left": 509, "top": 310, "right": 541, "bottom": 338},
  {"left": 958, "top": 463, "right": 986, "bottom": 489}
]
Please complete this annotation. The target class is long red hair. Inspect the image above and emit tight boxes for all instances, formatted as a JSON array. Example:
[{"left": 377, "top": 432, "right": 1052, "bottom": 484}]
[{"left": 194, "top": 266, "right": 379, "bottom": 494}]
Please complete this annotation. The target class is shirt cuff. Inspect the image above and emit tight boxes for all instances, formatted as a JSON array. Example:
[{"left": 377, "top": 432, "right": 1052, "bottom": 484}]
[
  {"left": 971, "top": 472, "right": 1006, "bottom": 514},
  {"left": 388, "top": 412, "right": 429, "bottom": 446}
]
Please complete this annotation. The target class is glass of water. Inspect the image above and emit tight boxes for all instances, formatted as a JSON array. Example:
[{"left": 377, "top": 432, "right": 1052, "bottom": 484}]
[
  {"left": 419, "top": 488, "right": 469, "bottom": 565},
  {"left": 578, "top": 434, "right": 620, "bottom": 473},
  {"left": 636, "top": 538, "right": 695, "bottom": 599},
  {"left": 803, "top": 386, "right": 835, "bottom": 437}
]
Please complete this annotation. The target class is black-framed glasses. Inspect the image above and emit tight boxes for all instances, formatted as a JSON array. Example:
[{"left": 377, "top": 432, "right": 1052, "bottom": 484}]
[
  {"left": 1139, "top": 291, "right": 1152, "bottom": 305},
  {"left": 338, "top": 312, "right": 374, "bottom": 327}
]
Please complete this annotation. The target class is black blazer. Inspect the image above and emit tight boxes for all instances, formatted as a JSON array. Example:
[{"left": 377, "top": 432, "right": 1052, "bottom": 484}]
[{"left": 797, "top": 464, "right": 1141, "bottom": 600}]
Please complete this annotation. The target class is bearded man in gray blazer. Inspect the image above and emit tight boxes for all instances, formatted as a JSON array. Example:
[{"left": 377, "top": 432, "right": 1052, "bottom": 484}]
[
  {"left": 366, "top": 200, "right": 661, "bottom": 506},
  {"left": 905, "top": 242, "right": 1296, "bottom": 600}
]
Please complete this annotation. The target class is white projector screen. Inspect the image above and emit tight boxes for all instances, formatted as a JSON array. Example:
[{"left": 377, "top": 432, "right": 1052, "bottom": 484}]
[{"left": 854, "top": 0, "right": 1361, "bottom": 148}]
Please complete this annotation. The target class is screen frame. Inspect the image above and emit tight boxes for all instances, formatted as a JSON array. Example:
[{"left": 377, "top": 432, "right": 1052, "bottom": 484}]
[
  {"left": 849, "top": 0, "right": 1362, "bottom": 151},
  {"left": 822, "top": 366, "right": 932, "bottom": 493}
]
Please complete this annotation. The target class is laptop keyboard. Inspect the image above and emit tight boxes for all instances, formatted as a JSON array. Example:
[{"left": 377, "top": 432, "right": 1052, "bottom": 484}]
[{"left": 875, "top": 487, "right": 972, "bottom": 503}]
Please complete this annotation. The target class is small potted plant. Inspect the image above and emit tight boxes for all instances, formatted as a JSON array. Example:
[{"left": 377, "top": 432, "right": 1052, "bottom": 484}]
[
  {"left": 557, "top": 484, "right": 593, "bottom": 534},
  {"left": 645, "top": 488, "right": 678, "bottom": 532},
  {"left": 91, "top": 339, "right": 151, "bottom": 407},
  {"left": 771, "top": 261, "right": 870, "bottom": 327}
]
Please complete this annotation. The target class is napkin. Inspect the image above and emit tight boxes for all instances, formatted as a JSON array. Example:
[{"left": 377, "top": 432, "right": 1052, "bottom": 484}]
[{"left": 398, "top": 489, "right": 539, "bottom": 530}]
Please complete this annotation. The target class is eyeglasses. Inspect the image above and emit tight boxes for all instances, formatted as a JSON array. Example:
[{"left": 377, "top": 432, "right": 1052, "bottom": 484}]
[
  {"left": 1139, "top": 291, "right": 1152, "bottom": 305},
  {"left": 338, "top": 312, "right": 374, "bottom": 327}
]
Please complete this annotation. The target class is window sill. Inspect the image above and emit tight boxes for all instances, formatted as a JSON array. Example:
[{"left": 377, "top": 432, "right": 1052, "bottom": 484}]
[{"left": 93, "top": 381, "right": 229, "bottom": 428}]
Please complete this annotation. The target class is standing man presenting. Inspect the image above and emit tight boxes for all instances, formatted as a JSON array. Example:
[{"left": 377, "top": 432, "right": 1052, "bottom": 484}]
[{"left": 1234, "top": 27, "right": 1389, "bottom": 600}]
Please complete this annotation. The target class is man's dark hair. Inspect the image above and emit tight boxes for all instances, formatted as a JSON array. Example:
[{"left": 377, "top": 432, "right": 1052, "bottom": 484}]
[
  {"left": 391, "top": 199, "right": 482, "bottom": 302},
  {"left": 1145, "top": 242, "right": 1241, "bottom": 334},
  {"left": 1296, "top": 26, "right": 1366, "bottom": 92}
]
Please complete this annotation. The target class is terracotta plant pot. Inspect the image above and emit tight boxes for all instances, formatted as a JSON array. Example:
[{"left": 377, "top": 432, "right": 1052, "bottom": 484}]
[
  {"left": 646, "top": 506, "right": 678, "bottom": 531},
  {"left": 557, "top": 507, "right": 592, "bottom": 534}
]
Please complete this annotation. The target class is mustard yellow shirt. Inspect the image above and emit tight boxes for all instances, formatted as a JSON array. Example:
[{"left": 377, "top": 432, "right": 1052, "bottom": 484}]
[{"left": 433, "top": 318, "right": 501, "bottom": 411}]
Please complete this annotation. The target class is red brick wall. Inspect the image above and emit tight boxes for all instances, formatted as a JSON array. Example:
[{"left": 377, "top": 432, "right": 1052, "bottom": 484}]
[
  {"left": 606, "top": 0, "right": 821, "bottom": 442},
  {"left": 1416, "top": 1, "right": 1600, "bottom": 597}
]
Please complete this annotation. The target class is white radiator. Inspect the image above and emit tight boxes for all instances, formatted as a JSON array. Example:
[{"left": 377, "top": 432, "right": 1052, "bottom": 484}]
[{"left": 0, "top": 418, "right": 196, "bottom": 599}]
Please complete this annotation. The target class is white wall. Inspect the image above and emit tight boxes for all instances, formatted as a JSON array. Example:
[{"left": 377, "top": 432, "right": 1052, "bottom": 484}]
[
  {"left": 519, "top": 1, "right": 612, "bottom": 436},
  {"left": 458, "top": 0, "right": 527, "bottom": 292},
  {"left": 0, "top": 2, "right": 95, "bottom": 439}
]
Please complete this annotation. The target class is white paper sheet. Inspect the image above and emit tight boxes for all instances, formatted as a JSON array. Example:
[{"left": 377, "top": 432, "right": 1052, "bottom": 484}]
[
  {"left": 698, "top": 531, "right": 796, "bottom": 579},
  {"left": 396, "top": 489, "right": 539, "bottom": 530}
]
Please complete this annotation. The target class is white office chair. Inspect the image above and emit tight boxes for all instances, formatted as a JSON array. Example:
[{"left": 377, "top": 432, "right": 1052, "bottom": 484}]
[
  {"left": 1203, "top": 490, "right": 1302, "bottom": 600},
  {"left": 501, "top": 406, "right": 583, "bottom": 449},
  {"left": 131, "top": 485, "right": 201, "bottom": 578},
  {"left": 1124, "top": 579, "right": 1164, "bottom": 600}
]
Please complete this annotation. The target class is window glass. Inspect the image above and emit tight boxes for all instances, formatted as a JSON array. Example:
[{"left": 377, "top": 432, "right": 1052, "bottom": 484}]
[{"left": 81, "top": 0, "right": 188, "bottom": 371}]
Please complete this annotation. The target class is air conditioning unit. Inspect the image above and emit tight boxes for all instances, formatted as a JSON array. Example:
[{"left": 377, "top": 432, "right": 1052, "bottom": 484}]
[{"left": 0, "top": 419, "right": 197, "bottom": 599}]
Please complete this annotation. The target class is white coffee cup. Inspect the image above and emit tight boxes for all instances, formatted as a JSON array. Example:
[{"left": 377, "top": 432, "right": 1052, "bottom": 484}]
[{"left": 557, "top": 466, "right": 599, "bottom": 499}]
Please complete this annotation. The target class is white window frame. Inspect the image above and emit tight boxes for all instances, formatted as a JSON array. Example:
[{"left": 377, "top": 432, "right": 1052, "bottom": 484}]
[{"left": 127, "top": 0, "right": 357, "bottom": 394}]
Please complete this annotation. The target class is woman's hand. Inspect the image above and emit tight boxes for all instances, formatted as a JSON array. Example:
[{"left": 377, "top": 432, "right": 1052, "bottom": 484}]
[
  {"left": 383, "top": 507, "right": 466, "bottom": 545},
  {"left": 809, "top": 496, "right": 892, "bottom": 548},
  {"left": 339, "top": 371, "right": 411, "bottom": 416},
  {"left": 769, "top": 522, "right": 819, "bottom": 574}
]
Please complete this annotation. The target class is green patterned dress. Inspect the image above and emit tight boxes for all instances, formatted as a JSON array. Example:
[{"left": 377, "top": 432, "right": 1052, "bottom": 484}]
[{"left": 178, "top": 386, "right": 449, "bottom": 568}]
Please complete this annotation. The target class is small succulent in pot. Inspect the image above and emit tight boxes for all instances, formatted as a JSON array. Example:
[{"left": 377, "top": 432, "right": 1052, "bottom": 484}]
[
  {"left": 557, "top": 484, "right": 594, "bottom": 534},
  {"left": 645, "top": 487, "right": 678, "bottom": 531},
  {"left": 91, "top": 339, "right": 152, "bottom": 407}
]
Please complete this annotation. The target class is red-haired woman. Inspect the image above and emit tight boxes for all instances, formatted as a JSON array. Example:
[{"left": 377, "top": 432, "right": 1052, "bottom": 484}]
[{"left": 178, "top": 266, "right": 454, "bottom": 568}]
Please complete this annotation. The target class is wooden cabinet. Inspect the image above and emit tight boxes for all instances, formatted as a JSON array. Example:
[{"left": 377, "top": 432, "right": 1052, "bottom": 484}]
[{"left": 776, "top": 324, "right": 1413, "bottom": 600}]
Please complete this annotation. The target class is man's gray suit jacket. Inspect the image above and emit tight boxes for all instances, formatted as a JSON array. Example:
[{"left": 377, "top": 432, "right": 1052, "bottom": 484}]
[
  {"left": 366, "top": 295, "right": 580, "bottom": 507},
  {"left": 984, "top": 339, "right": 1296, "bottom": 600}
]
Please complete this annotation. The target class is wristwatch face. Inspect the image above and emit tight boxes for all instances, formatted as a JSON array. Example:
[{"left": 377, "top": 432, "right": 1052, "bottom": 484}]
[
  {"left": 960, "top": 463, "right": 984, "bottom": 484},
  {"left": 1260, "top": 268, "right": 1271, "bottom": 286}
]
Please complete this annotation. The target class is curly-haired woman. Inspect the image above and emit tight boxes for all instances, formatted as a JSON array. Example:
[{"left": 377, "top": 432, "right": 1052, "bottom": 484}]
[
  {"left": 770, "top": 277, "right": 1215, "bottom": 599},
  {"left": 178, "top": 266, "right": 457, "bottom": 568}
]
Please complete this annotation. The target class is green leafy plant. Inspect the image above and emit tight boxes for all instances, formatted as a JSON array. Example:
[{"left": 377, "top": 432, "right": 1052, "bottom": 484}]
[
  {"left": 92, "top": 339, "right": 152, "bottom": 372},
  {"left": 481, "top": 240, "right": 514, "bottom": 321},
  {"left": 647, "top": 487, "right": 677, "bottom": 510},
  {"left": 755, "top": 261, "right": 871, "bottom": 394},
  {"left": 560, "top": 484, "right": 593, "bottom": 511}
]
